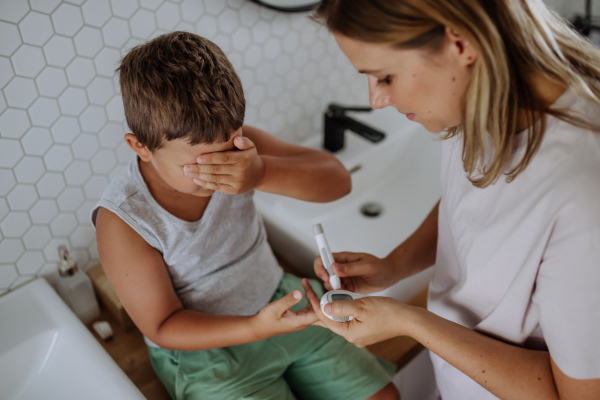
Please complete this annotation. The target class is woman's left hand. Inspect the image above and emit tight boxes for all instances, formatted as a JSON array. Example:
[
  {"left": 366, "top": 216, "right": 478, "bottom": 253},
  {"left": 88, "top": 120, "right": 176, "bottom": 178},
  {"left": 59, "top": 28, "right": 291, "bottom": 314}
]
[{"left": 301, "top": 279, "right": 408, "bottom": 347}]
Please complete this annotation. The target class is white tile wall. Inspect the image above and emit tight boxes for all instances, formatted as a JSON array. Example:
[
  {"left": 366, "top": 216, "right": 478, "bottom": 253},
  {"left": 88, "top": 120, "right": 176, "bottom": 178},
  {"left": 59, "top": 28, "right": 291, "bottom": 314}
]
[{"left": 0, "top": 0, "right": 370, "bottom": 294}]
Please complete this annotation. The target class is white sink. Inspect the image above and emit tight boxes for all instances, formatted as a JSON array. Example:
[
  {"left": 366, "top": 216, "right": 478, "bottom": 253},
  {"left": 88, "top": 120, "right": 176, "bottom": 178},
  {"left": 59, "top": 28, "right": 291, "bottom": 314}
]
[
  {"left": 255, "top": 107, "right": 442, "bottom": 302},
  {"left": 0, "top": 278, "right": 145, "bottom": 400}
]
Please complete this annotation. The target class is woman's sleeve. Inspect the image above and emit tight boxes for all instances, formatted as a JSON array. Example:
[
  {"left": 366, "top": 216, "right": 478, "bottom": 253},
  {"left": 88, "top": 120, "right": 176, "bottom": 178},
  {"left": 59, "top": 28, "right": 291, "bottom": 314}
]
[{"left": 533, "top": 199, "right": 600, "bottom": 380}]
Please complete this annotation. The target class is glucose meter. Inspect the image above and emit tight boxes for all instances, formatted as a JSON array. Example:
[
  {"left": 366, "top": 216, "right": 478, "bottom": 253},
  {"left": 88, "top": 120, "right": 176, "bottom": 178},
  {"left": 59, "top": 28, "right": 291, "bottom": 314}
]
[
  {"left": 320, "top": 289, "right": 368, "bottom": 322},
  {"left": 312, "top": 223, "right": 341, "bottom": 290}
]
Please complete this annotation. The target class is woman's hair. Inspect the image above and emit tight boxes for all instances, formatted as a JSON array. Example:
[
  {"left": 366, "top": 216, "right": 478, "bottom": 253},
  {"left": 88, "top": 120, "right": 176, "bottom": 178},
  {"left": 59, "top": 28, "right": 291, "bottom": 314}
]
[{"left": 314, "top": 0, "right": 600, "bottom": 187}]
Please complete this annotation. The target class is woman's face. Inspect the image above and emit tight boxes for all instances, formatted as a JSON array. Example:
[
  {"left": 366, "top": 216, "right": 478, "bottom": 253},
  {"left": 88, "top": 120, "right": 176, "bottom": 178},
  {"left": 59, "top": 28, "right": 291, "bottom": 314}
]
[{"left": 334, "top": 28, "right": 477, "bottom": 133}]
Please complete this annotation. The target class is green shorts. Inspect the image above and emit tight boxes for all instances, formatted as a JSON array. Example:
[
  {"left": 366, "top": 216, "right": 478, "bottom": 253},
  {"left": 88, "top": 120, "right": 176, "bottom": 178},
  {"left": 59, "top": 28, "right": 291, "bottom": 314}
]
[{"left": 148, "top": 273, "right": 395, "bottom": 400}]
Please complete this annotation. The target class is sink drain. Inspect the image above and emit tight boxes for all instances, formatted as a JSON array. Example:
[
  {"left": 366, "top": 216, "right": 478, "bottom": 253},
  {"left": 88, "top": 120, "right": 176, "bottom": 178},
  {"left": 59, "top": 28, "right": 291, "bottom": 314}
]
[{"left": 360, "top": 202, "right": 384, "bottom": 218}]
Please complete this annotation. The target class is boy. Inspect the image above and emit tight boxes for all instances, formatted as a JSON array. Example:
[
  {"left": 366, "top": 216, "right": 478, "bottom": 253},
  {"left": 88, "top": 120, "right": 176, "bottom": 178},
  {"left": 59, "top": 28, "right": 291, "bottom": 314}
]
[{"left": 93, "top": 31, "right": 398, "bottom": 400}]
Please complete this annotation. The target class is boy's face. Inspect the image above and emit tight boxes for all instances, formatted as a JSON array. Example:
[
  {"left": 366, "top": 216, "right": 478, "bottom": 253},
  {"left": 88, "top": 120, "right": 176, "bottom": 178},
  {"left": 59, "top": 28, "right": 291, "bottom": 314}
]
[{"left": 148, "top": 130, "right": 242, "bottom": 197}]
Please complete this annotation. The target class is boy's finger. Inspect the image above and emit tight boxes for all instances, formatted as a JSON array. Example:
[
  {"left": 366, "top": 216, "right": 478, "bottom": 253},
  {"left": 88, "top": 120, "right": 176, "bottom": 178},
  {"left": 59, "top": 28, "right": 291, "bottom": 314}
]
[
  {"left": 196, "top": 151, "right": 240, "bottom": 165},
  {"left": 233, "top": 136, "right": 255, "bottom": 151},
  {"left": 194, "top": 180, "right": 235, "bottom": 194},
  {"left": 301, "top": 279, "right": 319, "bottom": 302},
  {"left": 274, "top": 290, "right": 303, "bottom": 317},
  {"left": 186, "top": 164, "right": 235, "bottom": 176},
  {"left": 195, "top": 172, "right": 234, "bottom": 184}
]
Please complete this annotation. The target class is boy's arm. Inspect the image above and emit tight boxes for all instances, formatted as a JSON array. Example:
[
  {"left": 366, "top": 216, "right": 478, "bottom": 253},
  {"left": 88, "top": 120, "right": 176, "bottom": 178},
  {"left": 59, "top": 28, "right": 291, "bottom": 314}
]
[
  {"left": 184, "top": 125, "right": 352, "bottom": 202},
  {"left": 96, "top": 207, "right": 317, "bottom": 351}
]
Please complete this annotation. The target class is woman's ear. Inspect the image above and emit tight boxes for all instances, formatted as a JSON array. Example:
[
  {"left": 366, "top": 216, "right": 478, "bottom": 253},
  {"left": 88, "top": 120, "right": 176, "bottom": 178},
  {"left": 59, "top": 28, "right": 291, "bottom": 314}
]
[
  {"left": 446, "top": 26, "right": 478, "bottom": 66},
  {"left": 124, "top": 133, "right": 153, "bottom": 162}
]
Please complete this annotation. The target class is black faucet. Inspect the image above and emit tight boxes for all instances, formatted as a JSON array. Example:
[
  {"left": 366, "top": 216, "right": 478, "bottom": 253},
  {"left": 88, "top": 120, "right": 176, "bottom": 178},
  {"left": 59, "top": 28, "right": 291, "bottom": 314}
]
[{"left": 323, "top": 103, "right": 386, "bottom": 153}]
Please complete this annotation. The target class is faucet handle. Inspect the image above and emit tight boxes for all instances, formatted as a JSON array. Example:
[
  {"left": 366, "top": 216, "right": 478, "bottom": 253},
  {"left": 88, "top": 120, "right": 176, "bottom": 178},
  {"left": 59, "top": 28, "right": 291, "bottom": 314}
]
[{"left": 327, "top": 103, "right": 372, "bottom": 117}]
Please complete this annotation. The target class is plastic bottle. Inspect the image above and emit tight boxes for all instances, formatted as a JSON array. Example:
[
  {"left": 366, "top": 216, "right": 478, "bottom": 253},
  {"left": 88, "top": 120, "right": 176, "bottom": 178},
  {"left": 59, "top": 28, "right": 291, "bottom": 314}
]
[{"left": 55, "top": 245, "right": 100, "bottom": 324}]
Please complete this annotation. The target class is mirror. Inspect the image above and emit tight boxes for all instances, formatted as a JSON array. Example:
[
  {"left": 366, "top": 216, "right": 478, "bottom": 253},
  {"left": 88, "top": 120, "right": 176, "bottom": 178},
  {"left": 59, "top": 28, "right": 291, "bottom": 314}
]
[{"left": 250, "top": 0, "right": 320, "bottom": 12}]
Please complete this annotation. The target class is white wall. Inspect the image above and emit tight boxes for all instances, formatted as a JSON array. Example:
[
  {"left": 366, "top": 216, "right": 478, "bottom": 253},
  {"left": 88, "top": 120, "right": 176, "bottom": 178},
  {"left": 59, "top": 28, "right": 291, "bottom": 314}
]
[{"left": 0, "top": 0, "right": 370, "bottom": 293}]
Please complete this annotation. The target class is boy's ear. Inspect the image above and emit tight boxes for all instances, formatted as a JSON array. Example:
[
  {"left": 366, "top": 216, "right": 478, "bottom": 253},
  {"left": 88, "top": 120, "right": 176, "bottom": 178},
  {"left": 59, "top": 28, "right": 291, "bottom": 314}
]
[{"left": 125, "top": 133, "right": 153, "bottom": 162}]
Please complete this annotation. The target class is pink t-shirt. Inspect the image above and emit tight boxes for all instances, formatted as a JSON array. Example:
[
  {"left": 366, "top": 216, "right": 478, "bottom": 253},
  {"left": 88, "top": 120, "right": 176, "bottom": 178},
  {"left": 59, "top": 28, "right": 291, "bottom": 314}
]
[{"left": 428, "top": 86, "right": 600, "bottom": 400}]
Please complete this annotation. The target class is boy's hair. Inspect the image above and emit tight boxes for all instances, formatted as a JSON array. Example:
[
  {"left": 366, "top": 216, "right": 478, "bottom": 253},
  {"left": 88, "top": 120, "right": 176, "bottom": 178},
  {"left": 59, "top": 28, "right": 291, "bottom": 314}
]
[{"left": 117, "top": 31, "right": 245, "bottom": 151}]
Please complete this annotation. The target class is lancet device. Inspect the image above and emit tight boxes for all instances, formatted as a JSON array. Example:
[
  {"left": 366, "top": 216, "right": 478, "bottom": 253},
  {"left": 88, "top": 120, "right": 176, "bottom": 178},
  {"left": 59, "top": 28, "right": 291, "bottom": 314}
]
[
  {"left": 313, "top": 223, "right": 341, "bottom": 290},
  {"left": 320, "top": 289, "right": 368, "bottom": 322}
]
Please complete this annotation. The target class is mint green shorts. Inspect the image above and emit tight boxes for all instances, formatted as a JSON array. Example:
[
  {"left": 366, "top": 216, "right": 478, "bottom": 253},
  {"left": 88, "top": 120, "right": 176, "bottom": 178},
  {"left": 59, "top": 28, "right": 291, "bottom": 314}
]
[{"left": 148, "top": 274, "right": 395, "bottom": 400}]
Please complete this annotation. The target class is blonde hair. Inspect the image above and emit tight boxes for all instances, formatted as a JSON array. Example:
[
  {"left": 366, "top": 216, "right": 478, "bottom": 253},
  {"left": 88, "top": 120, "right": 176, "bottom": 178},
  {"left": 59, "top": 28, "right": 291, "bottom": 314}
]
[{"left": 315, "top": 0, "right": 600, "bottom": 187}]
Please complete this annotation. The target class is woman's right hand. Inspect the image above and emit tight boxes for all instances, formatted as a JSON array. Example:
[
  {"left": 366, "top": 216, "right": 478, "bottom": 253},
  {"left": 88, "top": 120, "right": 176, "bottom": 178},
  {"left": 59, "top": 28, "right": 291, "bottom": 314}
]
[{"left": 314, "top": 252, "right": 398, "bottom": 294}]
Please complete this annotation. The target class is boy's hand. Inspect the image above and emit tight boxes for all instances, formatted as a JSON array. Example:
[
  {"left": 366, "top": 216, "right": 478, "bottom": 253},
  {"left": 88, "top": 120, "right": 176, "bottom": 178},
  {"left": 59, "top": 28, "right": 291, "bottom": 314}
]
[
  {"left": 250, "top": 289, "right": 319, "bottom": 341},
  {"left": 184, "top": 136, "right": 265, "bottom": 195}
]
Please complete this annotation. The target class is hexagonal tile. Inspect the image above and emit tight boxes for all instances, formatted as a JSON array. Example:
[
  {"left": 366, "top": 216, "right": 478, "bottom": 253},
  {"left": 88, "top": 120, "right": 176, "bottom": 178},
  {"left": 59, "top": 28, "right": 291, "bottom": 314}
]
[
  {"left": 0, "top": 108, "right": 31, "bottom": 139},
  {"left": 23, "top": 226, "right": 52, "bottom": 250},
  {"left": 195, "top": 15, "right": 217, "bottom": 40},
  {"left": 64, "top": 160, "right": 91, "bottom": 185},
  {"left": 51, "top": 116, "right": 80, "bottom": 143},
  {"left": 94, "top": 47, "right": 120, "bottom": 77},
  {"left": 102, "top": 17, "right": 130, "bottom": 48},
  {"left": 76, "top": 200, "right": 96, "bottom": 223},
  {"left": 81, "top": 0, "right": 111, "bottom": 28},
  {"left": 4, "top": 77, "right": 38, "bottom": 108},
  {"left": 83, "top": 175, "right": 108, "bottom": 199},
  {"left": 175, "top": 21, "right": 194, "bottom": 33},
  {"left": 106, "top": 96, "right": 125, "bottom": 122},
  {"left": 181, "top": 0, "right": 203, "bottom": 23},
  {"left": 16, "top": 251, "right": 45, "bottom": 274},
  {"left": 36, "top": 173, "right": 65, "bottom": 198},
  {"left": 52, "top": 3, "right": 84, "bottom": 37},
  {"left": 0, "top": 56, "right": 14, "bottom": 89},
  {"left": 71, "top": 133, "right": 99, "bottom": 159},
  {"left": 29, "top": 199, "right": 59, "bottom": 223},
  {"left": 79, "top": 106, "right": 107, "bottom": 132},
  {"left": 283, "top": 31, "right": 299, "bottom": 54},
  {"left": 0, "top": 22, "right": 22, "bottom": 56},
  {"left": 0, "top": 264, "right": 18, "bottom": 289},
  {"left": 28, "top": 98, "right": 60, "bottom": 127},
  {"left": 19, "top": 12, "right": 53, "bottom": 47},
  {"left": 0, "top": 0, "right": 29, "bottom": 24},
  {"left": 204, "top": 0, "right": 225, "bottom": 16},
  {"left": 36, "top": 67, "right": 68, "bottom": 97},
  {"left": 252, "top": 21, "right": 270, "bottom": 44},
  {"left": 277, "top": 91, "right": 292, "bottom": 112},
  {"left": 139, "top": 0, "right": 162, "bottom": 10},
  {"left": 247, "top": 85, "right": 265, "bottom": 104},
  {"left": 86, "top": 77, "right": 114, "bottom": 105},
  {"left": 0, "top": 198, "right": 8, "bottom": 221},
  {"left": 98, "top": 122, "right": 124, "bottom": 148},
  {"left": 57, "top": 87, "right": 87, "bottom": 117},
  {"left": 239, "top": 1, "right": 258, "bottom": 28},
  {"left": 271, "top": 14, "right": 289, "bottom": 37},
  {"left": 74, "top": 26, "right": 104, "bottom": 58},
  {"left": 217, "top": 8, "right": 237, "bottom": 34},
  {"left": 130, "top": 9, "right": 156, "bottom": 39},
  {"left": 0, "top": 93, "right": 6, "bottom": 115},
  {"left": 21, "top": 127, "right": 52, "bottom": 155},
  {"left": 90, "top": 149, "right": 116, "bottom": 174},
  {"left": 30, "top": 0, "right": 61, "bottom": 14},
  {"left": 0, "top": 238, "right": 25, "bottom": 263},
  {"left": 43, "top": 237, "right": 69, "bottom": 263},
  {"left": 57, "top": 187, "right": 85, "bottom": 212},
  {"left": 65, "top": 58, "right": 95, "bottom": 88},
  {"left": 285, "top": 69, "right": 300, "bottom": 90},
  {"left": 50, "top": 213, "right": 78, "bottom": 236},
  {"left": 14, "top": 156, "right": 45, "bottom": 184},
  {"left": 0, "top": 169, "right": 17, "bottom": 196},
  {"left": 0, "top": 138, "right": 24, "bottom": 168},
  {"left": 110, "top": 0, "right": 138, "bottom": 19},
  {"left": 243, "top": 44, "right": 261, "bottom": 68},
  {"left": 1, "top": 211, "right": 32, "bottom": 237},
  {"left": 70, "top": 226, "right": 95, "bottom": 248},
  {"left": 275, "top": 55, "right": 291, "bottom": 76},
  {"left": 212, "top": 34, "right": 230, "bottom": 53},
  {"left": 238, "top": 69, "right": 254, "bottom": 90},
  {"left": 264, "top": 37, "right": 280, "bottom": 61},
  {"left": 157, "top": 2, "right": 179, "bottom": 30},
  {"left": 43, "top": 144, "right": 72, "bottom": 171},
  {"left": 260, "top": 100, "right": 275, "bottom": 120},
  {"left": 232, "top": 27, "right": 250, "bottom": 51},
  {"left": 7, "top": 184, "right": 38, "bottom": 211},
  {"left": 44, "top": 36, "right": 76, "bottom": 68},
  {"left": 267, "top": 77, "right": 283, "bottom": 98},
  {"left": 115, "top": 141, "right": 133, "bottom": 163},
  {"left": 256, "top": 62, "right": 273, "bottom": 84}
]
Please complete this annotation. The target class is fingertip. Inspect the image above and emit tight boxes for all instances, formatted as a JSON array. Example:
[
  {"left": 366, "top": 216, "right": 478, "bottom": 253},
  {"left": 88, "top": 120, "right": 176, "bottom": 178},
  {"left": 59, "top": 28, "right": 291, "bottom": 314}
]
[{"left": 293, "top": 290, "right": 302, "bottom": 300}]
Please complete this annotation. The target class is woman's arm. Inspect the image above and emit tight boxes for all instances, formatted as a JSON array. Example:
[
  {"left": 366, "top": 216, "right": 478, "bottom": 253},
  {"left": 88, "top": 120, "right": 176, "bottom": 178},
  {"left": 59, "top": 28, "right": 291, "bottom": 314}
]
[
  {"left": 304, "top": 282, "right": 600, "bottom": 400},
  {"left": 96, "top": 207, "right": 317, "bottom": 351}
]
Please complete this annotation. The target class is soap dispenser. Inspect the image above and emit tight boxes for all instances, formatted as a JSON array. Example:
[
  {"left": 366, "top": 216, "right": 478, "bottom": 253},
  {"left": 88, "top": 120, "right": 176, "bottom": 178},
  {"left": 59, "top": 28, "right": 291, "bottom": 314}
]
[{"left": 55, "top": 245, "right": 100, "bottom": 324}]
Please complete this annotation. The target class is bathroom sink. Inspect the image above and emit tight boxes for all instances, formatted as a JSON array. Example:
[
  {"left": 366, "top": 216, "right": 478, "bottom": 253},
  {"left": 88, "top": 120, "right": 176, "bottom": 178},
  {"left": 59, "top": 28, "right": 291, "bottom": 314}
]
[
  {"left": 0, "top": 278, "right": 144, "bottom": 400},
  {"left": 255, "top": 107, "right": 442, "bottom": 302}
]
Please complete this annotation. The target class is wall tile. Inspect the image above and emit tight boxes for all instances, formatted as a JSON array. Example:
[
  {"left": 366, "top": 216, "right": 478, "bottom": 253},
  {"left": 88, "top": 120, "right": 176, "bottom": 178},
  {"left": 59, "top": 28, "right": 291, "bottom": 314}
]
[
  {"left": 16, "top": 251, "right": 45, "bottom": 275},
  {"left": 21, "top": 127, "right": 53, "bottom": 155},
  {"left": 81, "top": 0, "right": 111, "bottom": 28},
  {"left": 30, "top": 0, "right": 62, "bottom": 14},
  {"left": 57, "top": 187, "right": 85, "bottom": 211},
  {"left": 59, "top": 87, "right": 89, "bottom": 116},
  {"left": 52, "top": 3, "right": 84, "bottom": 37},
  {"left": 29, "top": 98, "right": 61, "bottom": 127},
  {"left": 157, "top": 2, "right": 179, "bottom": 30},
  {"left": 86, "top": 77, "right": 114, "bottom": 105},
  {"left": 0, "top": 264, "right": 19, "bottom": 289},
  {"left": 44, "top": 144, "right": 73, "bottom": 170},
  {"left": 6, "top": 185, "right": 38, "bottom": 211},
  {"left": 51, "top": 116, "right": 81, "bottom": 143},
  {"left": 0, "top": 22, "right": 22, "bottom": 57},
  {"left": 0, "top": 169, "right": 17, "bottom": 197},
  {"left": 36, "top": 67, "right": 69, "bottom": 97},
  {"left": 19, "top": 12, "right": 54, "bottom": 46},
  {"left": 74, "top": 27, "right": 104, "bottom": 57},
  {"left": 110, "top": 0, "right": 139, "bottom": 19},
  {"left": 29, "top": 199, "right": 59, "bottom": 223},
  {"left": 130, "top": 9, "right": 156, "bottom": 38},
  {"left": 0, "top": 139, "right": 24, "bottom": 168},
  {"left": 64, "top": 160, "right": 92, "bottom": 185},
  {"left": 0, "top": 211, "right": 32, "bottom": 237},
  {"left": 36, "top": 173, "right": 65, "bottom": 198},
  {"left": 44, "top": 36, "right": 76, "bottom": 67},
  {"left": 0, "top": 0, "right": 30, "bottom": 24},
  {"left": 4, "top": 77, "right": 38, "bottom": 109},
  {"left": 14, "top": 156, "right": 45, "bottom": 184},
  {"left": 23, "top": 226, "right": 52, "bottom": 250},
  {"left": 0, "top": 108, "right": 31, "bottom": 139}
]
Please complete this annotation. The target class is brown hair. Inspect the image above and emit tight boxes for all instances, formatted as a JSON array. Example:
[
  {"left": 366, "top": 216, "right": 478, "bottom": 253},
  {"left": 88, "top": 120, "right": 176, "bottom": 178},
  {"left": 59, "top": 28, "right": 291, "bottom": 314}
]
[
  {"left": 117, "top": 31, "right": 245, "bottom": 152},
  {"left": 314, "top": 0, "right": 600, "bottom": 187}
]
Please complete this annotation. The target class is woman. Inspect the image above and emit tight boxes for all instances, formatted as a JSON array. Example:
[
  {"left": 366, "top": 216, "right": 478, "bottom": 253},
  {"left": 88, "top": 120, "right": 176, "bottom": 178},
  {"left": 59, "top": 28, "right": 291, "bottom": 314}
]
[{"left": 300, "top": 0, "right": 600, "bottom": 399}]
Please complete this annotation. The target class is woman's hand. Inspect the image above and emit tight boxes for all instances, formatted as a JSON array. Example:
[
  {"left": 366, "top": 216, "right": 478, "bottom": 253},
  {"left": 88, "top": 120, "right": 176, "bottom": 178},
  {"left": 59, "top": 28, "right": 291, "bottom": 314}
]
[
  {"left": 250, "top": 289, "right": 318, "bottom": 341},
  {"left": 183, "top": 135, "right": 266, "bottom": 195},
  {"left": 314, "top": 252, "right": 399, "bottom": 294},
  {"left": 301, "top": 279, "right": 407, "bottom": 347}
]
